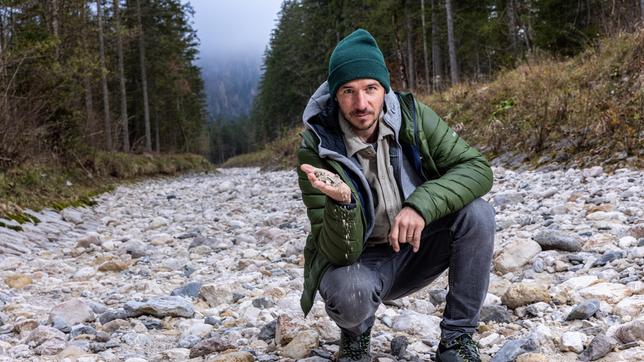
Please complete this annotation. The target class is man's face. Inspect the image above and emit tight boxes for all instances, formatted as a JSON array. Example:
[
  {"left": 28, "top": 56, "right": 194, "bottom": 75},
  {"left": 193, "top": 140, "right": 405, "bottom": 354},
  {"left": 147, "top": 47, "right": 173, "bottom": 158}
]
[{"left": 336, "top": 79, "right": 385, "bottom": 139}]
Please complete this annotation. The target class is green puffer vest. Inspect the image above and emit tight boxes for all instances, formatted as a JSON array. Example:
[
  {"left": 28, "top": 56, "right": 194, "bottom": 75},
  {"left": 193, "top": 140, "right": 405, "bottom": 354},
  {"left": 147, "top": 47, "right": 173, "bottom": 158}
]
[{"left": 296, "top": 92, "right": 493, "bottom": 316}]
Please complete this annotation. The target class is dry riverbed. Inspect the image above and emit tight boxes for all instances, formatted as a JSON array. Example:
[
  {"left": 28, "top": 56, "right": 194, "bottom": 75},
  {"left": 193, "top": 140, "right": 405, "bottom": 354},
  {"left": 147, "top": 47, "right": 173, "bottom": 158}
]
[{"left": 0, "top": 166, "right": 642, "bottom": 361}]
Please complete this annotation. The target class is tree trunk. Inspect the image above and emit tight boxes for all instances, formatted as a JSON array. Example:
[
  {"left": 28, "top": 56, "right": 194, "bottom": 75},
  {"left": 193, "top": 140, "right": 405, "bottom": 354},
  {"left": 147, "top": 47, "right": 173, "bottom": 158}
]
[
  {"left": 507, "top": 0, "right": 518, "bottom": 56},
  {"left": 113, "top": 0, "right": 130, "bottom": 152},
  {"left": 431, "top": 0, "right": 442, "bottom": 91},
  {"left": 445, "top": 0, "right": 459, "bottom": 84},
  {"left": 81, "top": 3, "right": 94, "bottom": 143},
  {"left": 420, "top": 0, "right": 430, "bottom": 92},
  {"left": 641, "top": 0, "right": 644, "bottom": 24},
  {"left": 136, "top": 0, "right": 152, "bottom": 152},
  {"left": 97, "top": 0, "right": 113, "bottom": 150},
  {"left": 392, "top": 14, "right": 408, "bottom": 89},
  {"left": 405, "top": 0, "right": 416, "bottom": 91},
  {"left": 52, "top": 0, "right": 60, "bottom": 59}
]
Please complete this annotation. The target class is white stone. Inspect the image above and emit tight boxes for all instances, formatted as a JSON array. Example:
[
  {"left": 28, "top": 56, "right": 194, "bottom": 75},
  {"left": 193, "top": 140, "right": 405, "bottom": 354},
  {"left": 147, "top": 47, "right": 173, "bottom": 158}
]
[
  {"left": 630, "top": 247, "right": 644, "bottom": 259},
  {"left": 614, "top": 295, "right": 644, "bottom": 318},
  {"left": 178, "top": 319, "right": 213, "bottom": 340},
  {"left": 618, "top": 236, "right": 637, "bottom": 248},
  {"left": 579, "top": 282, "right": 633, "bottom": 304},
  {"left": 493, "top": 238, "right": 542, "bottom": 274},
  {"left": 391, "top": 311, "right": 441, "bottom": 341},
  {"left": 479, "top": 333, "right": 501, "bottom": 347},
  {"left": 560, "top": 331, "right": 586, "bottom": 353},
  {"left": 561, "top": 275, "right": 599, "bottom": 290},
  {"left": 484, "top": 293, "right": 502, "bottom": 306}
]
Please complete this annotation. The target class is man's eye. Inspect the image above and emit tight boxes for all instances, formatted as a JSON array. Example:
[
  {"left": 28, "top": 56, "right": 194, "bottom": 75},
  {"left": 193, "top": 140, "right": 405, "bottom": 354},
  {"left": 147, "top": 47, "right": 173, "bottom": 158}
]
[{"left": 343, "top": 89, "right": 352, "bottom": 94}]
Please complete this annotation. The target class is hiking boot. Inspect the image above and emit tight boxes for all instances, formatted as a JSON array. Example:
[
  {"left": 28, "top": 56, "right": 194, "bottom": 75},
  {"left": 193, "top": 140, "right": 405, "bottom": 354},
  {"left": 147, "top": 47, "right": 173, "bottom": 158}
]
[
  {"left": 435, "top": 334, "right": 481, "bottom": 362},
  {"left": 337, "top": 327, "right": 371, "bottom": 362}
]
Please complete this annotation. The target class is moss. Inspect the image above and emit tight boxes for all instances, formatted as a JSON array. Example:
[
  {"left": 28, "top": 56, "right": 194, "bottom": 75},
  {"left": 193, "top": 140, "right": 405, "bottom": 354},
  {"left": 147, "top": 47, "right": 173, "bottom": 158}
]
[
  {"left": 0, "top": 153, "right": 213, "bottom": 220},
  {"left": 0, "top": 220, "right": 22, "bottom": 232}
]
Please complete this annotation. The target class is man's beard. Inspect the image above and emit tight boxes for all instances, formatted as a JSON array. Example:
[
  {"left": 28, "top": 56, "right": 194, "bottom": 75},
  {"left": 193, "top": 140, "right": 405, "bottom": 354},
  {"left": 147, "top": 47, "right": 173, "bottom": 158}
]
[{"left": 344, "top": 109, "right": 381, "bottom": 131}]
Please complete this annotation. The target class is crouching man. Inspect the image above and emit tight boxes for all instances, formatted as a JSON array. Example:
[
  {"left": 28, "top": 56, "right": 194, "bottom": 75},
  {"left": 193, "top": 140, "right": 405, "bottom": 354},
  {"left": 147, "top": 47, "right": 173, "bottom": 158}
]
[{"left": 297, "top": 29, "right": 495, "bottom": 362}]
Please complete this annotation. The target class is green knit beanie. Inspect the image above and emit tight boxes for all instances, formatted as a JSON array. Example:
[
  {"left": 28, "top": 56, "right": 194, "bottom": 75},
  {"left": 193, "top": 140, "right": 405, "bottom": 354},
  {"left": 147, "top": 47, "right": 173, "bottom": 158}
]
[{"left": 328, "top": 29, "right": 391, "bottom": 97}]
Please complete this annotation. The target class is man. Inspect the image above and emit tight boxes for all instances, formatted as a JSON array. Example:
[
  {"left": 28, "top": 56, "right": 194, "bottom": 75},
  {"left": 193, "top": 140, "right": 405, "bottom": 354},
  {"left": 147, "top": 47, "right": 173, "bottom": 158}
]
[{"left": 297, "top": 28, "right": 495, "bottom": 362}]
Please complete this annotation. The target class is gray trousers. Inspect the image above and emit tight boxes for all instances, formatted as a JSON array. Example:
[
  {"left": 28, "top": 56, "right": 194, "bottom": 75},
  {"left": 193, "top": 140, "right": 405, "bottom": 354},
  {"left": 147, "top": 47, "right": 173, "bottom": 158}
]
[{"left": 318, "top": 198, "right": 495, "bottom": 341}]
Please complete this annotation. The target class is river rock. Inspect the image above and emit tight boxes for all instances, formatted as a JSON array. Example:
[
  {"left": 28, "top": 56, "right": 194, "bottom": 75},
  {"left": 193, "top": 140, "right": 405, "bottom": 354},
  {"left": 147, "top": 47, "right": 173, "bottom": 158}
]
[
  {"left": 170, "top": 281, "right": 202, "bottom": 298},
  {"left": 26, "top": 325, "right": 66, "bottom": 346},
  {"left": 502, "top": 283, "right": 550, "bottom": 309},
  {"left": 124, "top": 296, "right": 194, "bottom": 318},
  {"left": 532, "top": 230, "right": 582, "bottom": 252},
  {"left": 4, "top": 274, "right": 33, "bottom": 289},
  {"left": 493, "top": 238, "right": 542, "bottom": 273},
  {"left": 611, "top": 319, "right": 644, "bottom": 344},
  {"left": 199, "top": 283, "right": 234, "bottom": 307},
  {"left": 480, "top": 304, "right": 512, "bottom": 323},
  {"left": 188, "top": 335, "right": 234, "bottom": 358},
  {"left": 566, "top": 300, "right": 600, "bottom": 320},
  {"left": 391, "top": 311, "right": 441, "bottom": 341},
  {"left": 207, "top": 351, "right": 254, "bottom": 362},
  {"left": 559, "top": 331, "right": 586, "bottom": 353},
  {"left": 578, "top": 282, "right": 632, "bottom": 304},
  {"left": 614, "top": 295, "right": 644, "bottom": 318},
  {"left": 280, "top": 330, "right": 319, "bottom": 359},
  {"left": 97, "top": 260, "right": 129, "bottom": 272},
  {"left": 491, "top": 338, "right": 538, "bottom": 362},
  {"left": 578, "top": 334, "right": 612, "bottom": 361},
  {"left": 49, "top": 298, "right": 95, "bottom": 327}
]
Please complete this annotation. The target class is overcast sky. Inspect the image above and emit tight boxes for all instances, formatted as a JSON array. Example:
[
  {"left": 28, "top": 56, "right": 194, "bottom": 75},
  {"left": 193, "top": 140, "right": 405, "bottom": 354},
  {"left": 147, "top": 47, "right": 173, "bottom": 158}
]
[{"left": 185, "top": 0, "right": 284, "bottom": 61}]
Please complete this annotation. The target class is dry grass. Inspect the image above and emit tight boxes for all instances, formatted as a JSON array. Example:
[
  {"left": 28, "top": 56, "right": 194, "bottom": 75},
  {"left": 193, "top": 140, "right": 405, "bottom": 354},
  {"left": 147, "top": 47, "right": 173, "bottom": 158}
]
[
  {"left": 0, "top": 152, "right": 214, "bottom": 222},
  {"left": 222, "top": 127, "right": 303, "bottom": 171},
  {"left": 421, "top": 30, "right": 643, "bottom": 169}
]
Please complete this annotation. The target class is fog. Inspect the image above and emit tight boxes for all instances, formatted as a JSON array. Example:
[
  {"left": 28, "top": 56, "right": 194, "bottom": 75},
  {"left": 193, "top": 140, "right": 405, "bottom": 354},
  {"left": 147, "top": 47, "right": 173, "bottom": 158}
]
[{"left": 186, "top": 0, "right": 284, "bottom": 61}]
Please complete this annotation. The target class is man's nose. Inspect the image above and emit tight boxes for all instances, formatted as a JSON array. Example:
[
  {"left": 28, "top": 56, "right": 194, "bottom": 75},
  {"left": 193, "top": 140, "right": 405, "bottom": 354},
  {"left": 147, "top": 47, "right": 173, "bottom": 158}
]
[{"left": 354, "top": 91, "right": 368, "bottom": 110}]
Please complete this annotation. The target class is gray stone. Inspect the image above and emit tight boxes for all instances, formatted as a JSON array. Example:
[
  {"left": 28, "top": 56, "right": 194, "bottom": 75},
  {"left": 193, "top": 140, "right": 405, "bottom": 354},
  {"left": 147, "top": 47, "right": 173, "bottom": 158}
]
[
  {"left": 252, "top": 297, "right": 274, "bottom": 309},
  {"left": 259, "top": 320, "right": 276, "bottom": 341},
  {"left": 170, "top": 281, "right": 203, "bottom": 298},
  {"left": 51, "top": 318, "right": 71, "bottom": 333},
  {"left": 26, "top": 325, "right": 66, "bottom": 346},
  {"left": 533, "top": 230, "right": 582, "bottom": 252},
  {"left": 480, "top": 305, "right": 512, "bottom": 323},
  {"left": 124, "top": 296, "right": 194, "bottom": 318},
  {"left": 579, "top": 334, "right": 613, "bottom": 361},
  {"left": 491, "top": 192, "right": 525, "bottom": 209},
  {"left": 592, "top": 250, "right": 624, "bottom": 267},
  {"left": 179, "top": 335, "right": 202, "bottom": 348},
  {"left": 566, "top": 300, "right": 600, "bottom": 320},
  {"left": 188, "top": 335, "right": 234, "bottom": 358},
  {"left": 49, "top": 299, "right": 95, "bottom": 327},
  {"left": 34, "top": 338, "right": 66, "bottom": 355},
  {"left": 429, "top": 289, "right": 447, "bottom": 306},
  {"left": 613, "top": 319, "right": 644, "bottom": 344},
  {"left": 99, "top": 308, "right": 129, "bottom": 325},
  {"left": 491, "top": 338, "right": 538, "bottom": 362},
  {"left": 204, "top": 316, "right": 220, "bottom": 326},
  {"left": 70, "top": 324, "right": 96, "bottom": 338},
  {"left": 121, "top": 240, "right": 148, "bottom": 258},
  {"left": 390, "top": 335, "right": 409, "bottom": 358}
]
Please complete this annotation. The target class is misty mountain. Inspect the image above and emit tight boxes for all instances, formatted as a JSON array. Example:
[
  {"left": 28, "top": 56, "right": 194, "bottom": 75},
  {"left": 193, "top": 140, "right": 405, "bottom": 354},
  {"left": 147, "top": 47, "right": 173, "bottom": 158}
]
[{"left": 199, "top": 54, "right": 262, "bottom": 120}]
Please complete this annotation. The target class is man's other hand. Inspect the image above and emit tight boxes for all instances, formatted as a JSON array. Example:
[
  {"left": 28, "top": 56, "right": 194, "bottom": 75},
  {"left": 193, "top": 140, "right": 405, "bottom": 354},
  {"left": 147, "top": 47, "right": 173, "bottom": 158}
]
[
  {"left": 389, "top": 207, "right": 425, "bottom": 253},
  {"left": 300, "top": 164, "right": 352, "bottom": 204}
]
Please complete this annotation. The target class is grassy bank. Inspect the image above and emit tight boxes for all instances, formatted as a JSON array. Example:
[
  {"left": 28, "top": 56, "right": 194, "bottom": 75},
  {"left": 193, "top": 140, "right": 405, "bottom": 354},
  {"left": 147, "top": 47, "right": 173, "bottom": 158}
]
[
  {"left": 0, "top": 152, "right": 214, "bottom": 224},
  {"left": 224, "top": 30, "right": 642, "bottom": 171}
]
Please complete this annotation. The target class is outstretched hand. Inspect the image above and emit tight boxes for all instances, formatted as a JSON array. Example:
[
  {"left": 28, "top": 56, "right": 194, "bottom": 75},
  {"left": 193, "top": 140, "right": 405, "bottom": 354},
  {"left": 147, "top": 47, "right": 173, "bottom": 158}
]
[{"left": 300, "top": 164, "right": 351, "bottom": 204}]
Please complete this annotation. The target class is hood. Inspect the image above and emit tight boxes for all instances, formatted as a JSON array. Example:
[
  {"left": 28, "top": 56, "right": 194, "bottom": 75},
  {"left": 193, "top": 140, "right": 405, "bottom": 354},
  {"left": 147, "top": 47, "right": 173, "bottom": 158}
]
[{"left": 302, "top": 81, "right": 402, "bottom": 138}]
